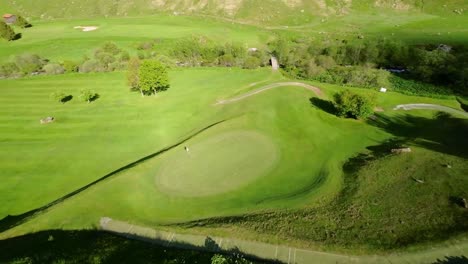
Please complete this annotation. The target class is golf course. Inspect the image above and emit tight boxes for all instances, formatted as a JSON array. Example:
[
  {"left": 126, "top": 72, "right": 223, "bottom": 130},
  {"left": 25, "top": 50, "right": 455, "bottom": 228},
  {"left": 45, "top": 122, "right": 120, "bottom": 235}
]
[{"left": 0, "top": 1, "right": 467, "bottom": 263}]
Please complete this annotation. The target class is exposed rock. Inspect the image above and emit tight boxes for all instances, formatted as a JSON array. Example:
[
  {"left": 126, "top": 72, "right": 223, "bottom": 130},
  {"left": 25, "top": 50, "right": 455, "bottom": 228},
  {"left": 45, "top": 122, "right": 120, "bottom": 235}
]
[
  {"left": 391, "top": 148, "right": 411, "bottom": 154},
  {"left": 40, "top": 116, "right": 55, "bottom": 124}
]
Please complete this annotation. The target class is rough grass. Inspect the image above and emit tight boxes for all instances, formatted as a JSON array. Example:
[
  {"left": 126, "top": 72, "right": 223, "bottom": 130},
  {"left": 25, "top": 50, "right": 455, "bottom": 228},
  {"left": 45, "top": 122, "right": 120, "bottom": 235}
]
[
  {"left": 186, "top": 140, "right": 468, "bottom": 252},
  {"left": 0, "top": 230, "right": 271, "bottom": 264}
]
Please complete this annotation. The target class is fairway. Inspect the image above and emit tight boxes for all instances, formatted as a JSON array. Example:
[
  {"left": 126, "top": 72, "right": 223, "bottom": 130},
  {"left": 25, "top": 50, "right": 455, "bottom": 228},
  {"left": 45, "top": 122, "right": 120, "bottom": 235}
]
[
  {"left": 156, "top": 130, "right": 279, "bottom": 197},
  {"left": 1, "top": 2, "right": 468, "bottom": 262}
]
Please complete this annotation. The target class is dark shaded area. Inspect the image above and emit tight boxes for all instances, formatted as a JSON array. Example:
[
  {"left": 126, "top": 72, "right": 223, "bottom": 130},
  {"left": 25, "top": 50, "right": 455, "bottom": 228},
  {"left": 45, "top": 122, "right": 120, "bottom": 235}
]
[
  {"left": 110, "top": 230, "right": 281, "bottom": 263},
  {"left": 433, "top": 256, "right": 468, "bottom": 264},
  {"left": 449, "top": 196, "right": 468, "bottom": 209},
  {"left": 61, "top": 95, "right": 73, "bottom": 103},
  {"left": 89, "top": 93, "right": 100, "bottom": 102},
  {"left": 368, "top": 112, "right": 468, "bottom": 159},
  {"left": 457, "top": 97, "right": 468, "bottom": 112},
  {"left": 0, "top": 119, "right": 230, "bottom": 233},
  {"left": 12, "top": 33, "right": 21, "bottom": 40},
  {"left": 204, "top": 236, "right": 221, "bottom": 251},
  {"left": 0, "top": 230, "right": 277, "bottom": 264},
  {"left": 309, "top": 97, "right": 336, "bottom": 115}
]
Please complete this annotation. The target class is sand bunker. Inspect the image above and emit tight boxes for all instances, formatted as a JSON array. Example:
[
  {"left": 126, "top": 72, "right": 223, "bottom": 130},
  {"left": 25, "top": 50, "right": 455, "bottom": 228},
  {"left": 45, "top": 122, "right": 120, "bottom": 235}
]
[{"left": 74, "top": 26, "right": 99, "bottom": 32}]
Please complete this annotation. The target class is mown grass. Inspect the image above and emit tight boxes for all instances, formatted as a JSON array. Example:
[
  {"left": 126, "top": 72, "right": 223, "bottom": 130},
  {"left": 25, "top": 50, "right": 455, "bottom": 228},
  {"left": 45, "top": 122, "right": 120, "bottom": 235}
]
[
  {"left": 187, "top": 135, "right": 468, "bottom": 252},
  {"left": 1, "top": 68, "right": 466, "bottom": 255},
  {"left": 0, "top": 15, "right": 269, "bottom": 62}
]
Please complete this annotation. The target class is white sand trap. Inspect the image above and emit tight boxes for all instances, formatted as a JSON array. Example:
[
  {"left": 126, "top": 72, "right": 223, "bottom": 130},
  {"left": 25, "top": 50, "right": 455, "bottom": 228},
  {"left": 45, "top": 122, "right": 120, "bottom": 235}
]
[{"left": 74, "top": 26, "right": 99, "bottom": 32}]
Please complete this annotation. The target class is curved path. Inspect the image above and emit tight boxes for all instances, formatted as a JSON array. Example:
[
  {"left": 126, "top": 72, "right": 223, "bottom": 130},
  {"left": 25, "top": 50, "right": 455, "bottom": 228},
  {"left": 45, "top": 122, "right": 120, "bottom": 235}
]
[
  {"left": 101, "top": 217, "right": 468, "bottom": 264},
  {"left": 215, "top": 82, "right": 324, "bottom": 105},
  {"left": 394, "top": 103, "right": 468, "bottom": 117}
]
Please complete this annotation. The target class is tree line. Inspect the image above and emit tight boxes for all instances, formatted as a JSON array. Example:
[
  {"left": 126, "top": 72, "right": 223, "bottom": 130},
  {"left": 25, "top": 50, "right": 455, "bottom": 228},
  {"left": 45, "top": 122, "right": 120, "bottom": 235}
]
[{"left": 270, "top": 36, "right": 468, "bottom": 96}]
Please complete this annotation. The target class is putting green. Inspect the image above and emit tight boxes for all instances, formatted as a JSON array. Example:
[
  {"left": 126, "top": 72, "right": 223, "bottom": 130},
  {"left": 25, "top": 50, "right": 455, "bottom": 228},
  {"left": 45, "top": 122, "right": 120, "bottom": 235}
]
[{"left": 155, "top": 131, "right": 279, "bottom": 197}]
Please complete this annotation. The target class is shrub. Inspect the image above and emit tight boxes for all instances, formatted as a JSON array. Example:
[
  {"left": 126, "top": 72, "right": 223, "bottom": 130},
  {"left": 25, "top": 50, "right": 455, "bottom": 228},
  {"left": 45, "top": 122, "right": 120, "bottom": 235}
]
[
  {"left": 389, "top": 75, "right": 452, "bottom": 98},
  {"left": 0, "top": 21, "right": 17, "bottom": 41},
  {"left": 100, "top": 42, "right": 121, "bottom": 55},
  {"left": 119, "top": 51, "right": 130, "bottom": 62},
  {"left": 14, "top": 54, "right": 48, "bottom": 75},
  {"left": 333, "top": 89, "right": 376, "bottom": 119},
  {"left": 0, "top": 62, "right": 20, "bottom": 78},
  {"left": 243, "top": 56, "right": 261, "bottom": 69},
  {"left": 80, "top": 89, "right": 98, "bottom": 103},
  {"left": 218, "top": 54, "right": 236, "bottom": 67},
  {"left": 14, "top": 15, "right": 32, "bottom": 28},
  {"left": 62, "top": 60, "right": 79, "bottom": 73},
  {"left": 43, "top": 64, "right": 65, "bottom": 75},
  {"left": 127, "top": 57, "right": 140, "bottom": 91},
  {"left": 50, "top": 91, "right": 69, "bottom": 103},
  {"left": 79, "top": 60, "right": 102, "bottom": 73}
]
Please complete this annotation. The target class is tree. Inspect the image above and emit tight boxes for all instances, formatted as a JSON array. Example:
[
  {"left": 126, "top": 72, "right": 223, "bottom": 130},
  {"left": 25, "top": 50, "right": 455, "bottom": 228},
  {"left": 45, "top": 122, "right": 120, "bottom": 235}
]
[
  {"left": 50, "top": 91, "right": 69, "bottom": 104},
  {"left": 63, "top": 60, "right": 79, "bottom": 73},
  {"left": 138, "top": 60, "right": 170, "bottom": 96},
  {"left": 0, "top": 21, "right": 17, "bottom": 41},
  {"left": 80, "top": 89, "right": 98, "bottom": 103},
  {"left": 15, "top": 15, "right": 32, "bottom": 28},
  {"left": 243, "top": 56, "right": 261, "bottom": 69},
  {"left": 0, "top": 62, "right": 20, "bottom": 78},
  {"left": 333, "top": 89, "right": 375, "bottom": 119},
  {"left": 127, "top": 57, "right": 141, "bottom": 94},
  {"left": 14, "top": 53, "right": 47, "bottom": 75}
]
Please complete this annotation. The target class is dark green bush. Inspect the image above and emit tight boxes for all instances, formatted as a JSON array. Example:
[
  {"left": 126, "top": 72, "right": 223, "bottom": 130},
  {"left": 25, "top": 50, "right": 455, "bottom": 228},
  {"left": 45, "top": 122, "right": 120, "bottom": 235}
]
[{"left": 333, "top": 89, "right": 376, "bottom": 119}]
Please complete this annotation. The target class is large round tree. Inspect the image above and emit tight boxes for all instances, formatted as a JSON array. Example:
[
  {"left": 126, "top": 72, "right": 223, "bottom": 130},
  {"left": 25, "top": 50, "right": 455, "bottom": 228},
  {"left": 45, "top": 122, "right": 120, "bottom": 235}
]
[
  {"left": 138, "top": 60, "right": 170, "bottom": 96},
  {"left": 333, "top": 89, "right": 376, "bottom": 119}
]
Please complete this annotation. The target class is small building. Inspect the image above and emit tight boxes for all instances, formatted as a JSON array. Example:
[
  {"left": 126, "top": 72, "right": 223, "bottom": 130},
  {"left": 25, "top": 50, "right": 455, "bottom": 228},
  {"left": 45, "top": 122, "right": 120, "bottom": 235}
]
[
  {"left": 380, "top": 87, "right": 387, "bottom": 93},
  {"left": 3, "top": 14, "right": 16, "bottom": 24}
]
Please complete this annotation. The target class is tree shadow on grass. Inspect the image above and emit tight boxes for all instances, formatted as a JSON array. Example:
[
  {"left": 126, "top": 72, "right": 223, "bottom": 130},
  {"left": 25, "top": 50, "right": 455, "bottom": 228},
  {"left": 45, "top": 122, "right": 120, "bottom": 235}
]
[
  {"left": 89, "top": 93, "right": 100, "bottom": 103},
  {"left": 309, "top": 97, "right": 336, "bottom": 115},
  {"left": 368, "top": 112, "right": 468, "bottom": 159},
  {"left": 61, "top": 95, "right": 73, "bottom": 103},
  {"left": 12, "top": 33, "right": 22, "bottom": 41},
  {"left": 432, "top": 256, "right": 468, "bottom": 264},
  {"left": 0, "top": 230, "right": 278, "bottom": 264}
]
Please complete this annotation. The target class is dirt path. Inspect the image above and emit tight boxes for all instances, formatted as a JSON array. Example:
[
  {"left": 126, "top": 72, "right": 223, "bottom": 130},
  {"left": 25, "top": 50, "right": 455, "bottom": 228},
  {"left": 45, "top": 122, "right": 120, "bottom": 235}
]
[
  {"left": 100, "top": 217, "right": 468, "bottom": 264},
  {"left": 216, "top": 82, "right": 324, "bottom": 105},
  {"left": 394, "top": 103, "right": 468, "bottom": 117}
]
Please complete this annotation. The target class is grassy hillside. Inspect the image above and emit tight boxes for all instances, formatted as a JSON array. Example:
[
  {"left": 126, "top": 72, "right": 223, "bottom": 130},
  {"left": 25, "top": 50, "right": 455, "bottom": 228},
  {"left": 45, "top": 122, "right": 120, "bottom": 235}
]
[
  {"left": 1, "top": 68, "right": 466, "bottom": 253},
  {"left": 1, "top": 0, "right": 467, "bottom": 25}
]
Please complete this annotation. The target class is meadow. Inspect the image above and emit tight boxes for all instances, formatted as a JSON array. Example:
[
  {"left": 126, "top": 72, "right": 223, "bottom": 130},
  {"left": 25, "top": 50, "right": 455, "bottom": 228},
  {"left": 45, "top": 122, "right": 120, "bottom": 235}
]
[{"left": 0, "top": 5, "right": 468, "bottom": 263}]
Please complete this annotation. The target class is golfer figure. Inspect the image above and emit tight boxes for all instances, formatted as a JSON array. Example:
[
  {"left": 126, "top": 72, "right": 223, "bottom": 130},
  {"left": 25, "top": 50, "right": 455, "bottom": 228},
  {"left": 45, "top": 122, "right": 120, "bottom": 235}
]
[{"left": 184, "top": 146, "right": 190, "bottom": 153}]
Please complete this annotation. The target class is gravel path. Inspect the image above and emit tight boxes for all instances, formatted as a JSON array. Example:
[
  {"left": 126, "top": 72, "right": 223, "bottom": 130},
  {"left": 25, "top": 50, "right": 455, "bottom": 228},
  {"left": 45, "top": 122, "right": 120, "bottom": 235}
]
[
  {"left": 394, "top": 103, "right": 468, "bottom": 117},
  {"left": 215, "top": 82, "right": 324, "bottom": 105},
  {"left": 100, "top": 217, "right": 468, "bottom": 264}
]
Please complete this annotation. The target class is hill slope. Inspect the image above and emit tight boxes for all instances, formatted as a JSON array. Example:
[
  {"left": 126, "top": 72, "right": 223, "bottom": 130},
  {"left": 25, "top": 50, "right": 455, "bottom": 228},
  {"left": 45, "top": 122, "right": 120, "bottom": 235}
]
[{"left": 1, "top": 0, "right": 466, "bottom": 25}]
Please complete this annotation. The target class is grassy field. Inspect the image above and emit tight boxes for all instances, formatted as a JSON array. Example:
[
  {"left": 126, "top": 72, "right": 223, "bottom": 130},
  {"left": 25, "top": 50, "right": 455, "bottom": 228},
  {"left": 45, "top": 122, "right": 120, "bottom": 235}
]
[
  {"left": 1, "top": 67, "right": 467, "bottom": 252},
  {"left": 0, "top": 15, "right": 270, "bottom": 62},
  {"left": 0, "top": 4, "right": 468, "bottom": 261}
]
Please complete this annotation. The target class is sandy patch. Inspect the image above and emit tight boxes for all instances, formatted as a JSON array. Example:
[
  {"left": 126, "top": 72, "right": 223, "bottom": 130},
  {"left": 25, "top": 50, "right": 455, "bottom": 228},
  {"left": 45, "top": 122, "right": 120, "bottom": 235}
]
[{"left": 74, "top": 26, "right": 99, "bottom": 32}]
